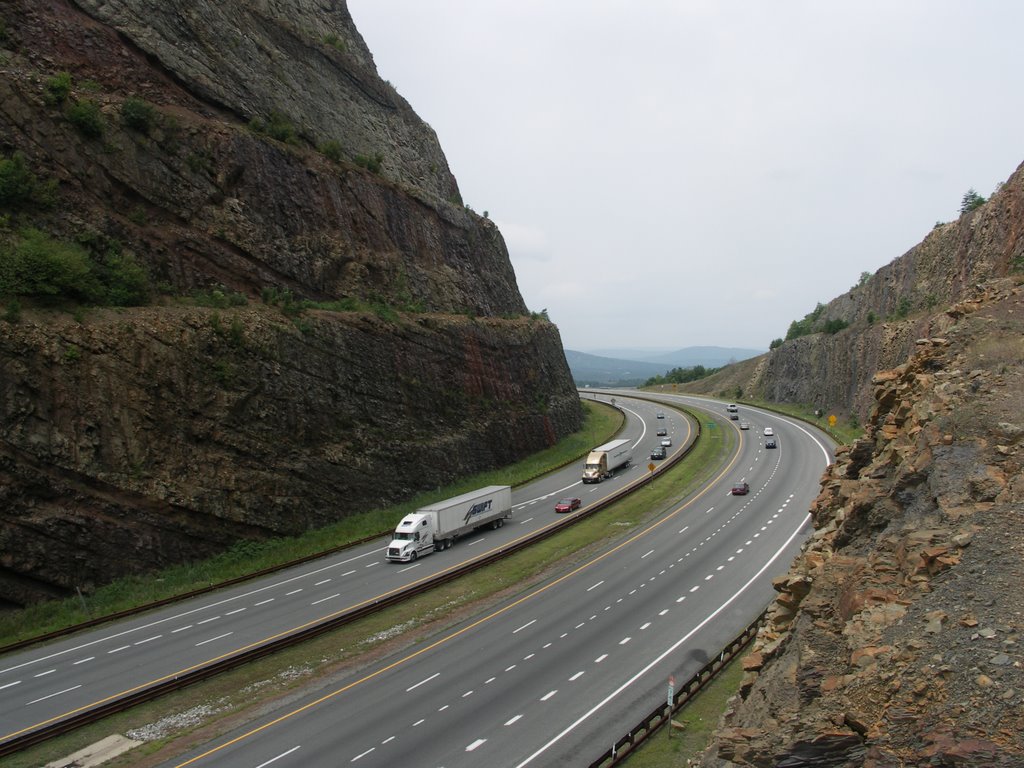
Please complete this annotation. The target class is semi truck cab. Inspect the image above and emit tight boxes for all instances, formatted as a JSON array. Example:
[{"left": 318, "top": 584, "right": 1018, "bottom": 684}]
[{"left": 387, "top": 513, "right": 435, "bottom": 562}]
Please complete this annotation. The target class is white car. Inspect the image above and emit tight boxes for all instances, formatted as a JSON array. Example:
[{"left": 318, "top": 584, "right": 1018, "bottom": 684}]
[
  {"left": 660, "top": 437, "right": 672, "bottom": 447},
  {"left": 739, "top": 421, "right": 750, "bottom": 430},
  {"left": 764, "top": 427, "right": 774, "bottom": 436}
]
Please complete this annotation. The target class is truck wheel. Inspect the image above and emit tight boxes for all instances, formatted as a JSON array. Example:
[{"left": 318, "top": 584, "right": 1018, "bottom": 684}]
[
  {"left": 410, "top": 550, "right": 417, "bottom": 562},
  {"left": 497, "top": 518, "right": 504, "bottom": 528}
]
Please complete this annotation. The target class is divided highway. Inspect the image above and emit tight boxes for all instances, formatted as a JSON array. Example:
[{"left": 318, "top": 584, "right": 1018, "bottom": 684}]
[
  {"left": 0, "top": 396, "right": 697, "bottom": 753},
  {"left": 155, "top": 394, "right": 833, "bottom": 767}
]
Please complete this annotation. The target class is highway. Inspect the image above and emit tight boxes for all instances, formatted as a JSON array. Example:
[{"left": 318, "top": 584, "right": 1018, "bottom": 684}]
[
  {"left": 152, "top": 394, "right": 833, "bottom": 767},
  {"left": 0, "top": 395, "right": 696, "bottom": 751}
]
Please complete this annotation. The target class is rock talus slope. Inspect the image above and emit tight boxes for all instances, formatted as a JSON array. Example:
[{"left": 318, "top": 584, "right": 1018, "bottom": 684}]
[{"left": 699, "top": 280, "right": 1024, "bottom": 765}]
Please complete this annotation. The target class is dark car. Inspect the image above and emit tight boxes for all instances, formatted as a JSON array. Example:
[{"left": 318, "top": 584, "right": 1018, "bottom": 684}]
[
  {"left": 656, "top": 411, "right": 666, "bottom": 419},
  {"left": 656, "top": 425, "right": 668, "bottom": 436},
  {"left": 765, "top": 437, "right": 777, "bottom": 449},
  {"left": 731, "top": 482, "right": 750, "bottom": 495},
  {"left": 650, "top": 446, "right": 667, "bottom": 460},
  {"left": 554, "top": 497, "right": 582, "bottom": 513}
]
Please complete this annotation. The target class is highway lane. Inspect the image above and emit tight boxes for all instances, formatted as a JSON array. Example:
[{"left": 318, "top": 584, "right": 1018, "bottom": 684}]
[
  {"left": 154, "top": 396, "right": 833, "bottom": 767},
  {"left": 0, "top": 396, "right": 699, "bottom": 747}
]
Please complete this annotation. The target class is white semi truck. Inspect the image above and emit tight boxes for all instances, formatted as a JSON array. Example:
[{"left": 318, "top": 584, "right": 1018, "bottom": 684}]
[
  {"left": 385, "top": 485, "right": 513, "bottom": 562},
  {"left": 582, "top": 438, "right": 633, "bottom": 483}
]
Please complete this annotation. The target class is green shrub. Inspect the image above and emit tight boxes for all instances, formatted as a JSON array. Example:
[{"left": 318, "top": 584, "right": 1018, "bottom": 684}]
[
  {"left": 769, "top": 338, "right": 783, "bottom": 350},
  {"left": 960, "top": 188, "right": 986, "bottom": 214},
  {"left": 0, "top": 153, "right": 57, "bottom": 209},
  {"left": 895, "top": 296, "right": 912, "bottom": 319},
  {"left": 0, "top": 228, "right": 100, "bottom": 301},
  {"left": 2, "top": 298, "right": 20, "bottom": 323},
  {"left": 319, "top": 140, "right": 343, "bottom": 162},
  {"left": 67, "top": 99, "right": 104, "bottom": 138},
  {"left": 45, "top": 72, "right": 73, "bottom": 105},
  {"left": 867, "top": 311, "right": 876, "bottom": 325},
  {"left": 354, "top": 152, "right": 383, "bottom": 174},
  {"left": 323, "top": 33, "right": 346, "bottom": 52},
  {"left": 0, "top": 229, "right": 150, "bottom": 306},
  {"left": 250, "top": 111, "right": 297, "bottom": 143},
  {"left": 120, "top": 96, "right": 155, "bottom": 134},
  {"left": 822, "top": 318, "right": 848, "bottom": 335},
  {"left": 0, "top": 152, "right": 35, "bottom": 205}
]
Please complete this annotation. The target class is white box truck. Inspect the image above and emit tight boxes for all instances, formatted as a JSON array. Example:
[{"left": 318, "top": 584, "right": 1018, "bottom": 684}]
[
  {"left": 386, "top": 485, "right": 513, "bottom": 562},
  {"left": 582, "top": 438, "right": 633, "bottom": 483}
]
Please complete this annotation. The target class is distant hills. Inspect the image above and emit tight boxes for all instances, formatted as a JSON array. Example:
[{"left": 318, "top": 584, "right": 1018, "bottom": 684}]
[{"left": 565, "top": 346, "right": 765, "bottom": 387}]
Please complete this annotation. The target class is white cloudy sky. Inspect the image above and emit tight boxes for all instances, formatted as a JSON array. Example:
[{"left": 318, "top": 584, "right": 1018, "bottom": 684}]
[{"left": 347, "top": 1, "right": 1024, "bottom": 353}]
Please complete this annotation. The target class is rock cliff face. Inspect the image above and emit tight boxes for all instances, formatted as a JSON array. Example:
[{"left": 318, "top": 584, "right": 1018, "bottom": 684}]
[
  {"left": 0, "top": 1, "right": 582, "bottom": 608},
  {"left": 699, "top": 279, "right": 1024, "bottom": 765},
  {"left": 680, "top": 162, "right": 1024, "bottom": 420}
]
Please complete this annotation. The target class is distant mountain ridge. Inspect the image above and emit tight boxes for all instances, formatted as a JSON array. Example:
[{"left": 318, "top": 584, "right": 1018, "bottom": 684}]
[{"left": 565, "top": 346, "right": 765, "bottom": 386}]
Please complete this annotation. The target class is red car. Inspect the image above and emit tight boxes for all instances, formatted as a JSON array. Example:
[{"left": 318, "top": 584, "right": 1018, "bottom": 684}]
[
  {"left": 555, "top": 497, "right": 582, "bottom": 513},
  {"left": 731, "top": 482, "right": 750, "bottom": 495}
]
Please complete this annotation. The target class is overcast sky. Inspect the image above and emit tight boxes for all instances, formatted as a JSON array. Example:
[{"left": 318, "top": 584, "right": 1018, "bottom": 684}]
[{"left": 347, "top": 1, "right": 1024, "bottom": 353}]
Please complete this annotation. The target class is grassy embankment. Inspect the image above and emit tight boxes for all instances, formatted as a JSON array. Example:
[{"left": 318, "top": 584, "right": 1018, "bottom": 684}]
[
  {"left": 0, "top": 400, "right": 623, "bottom": 647},
  {"left": 10, "top": 405, "right": 737, "bottom": 768}
]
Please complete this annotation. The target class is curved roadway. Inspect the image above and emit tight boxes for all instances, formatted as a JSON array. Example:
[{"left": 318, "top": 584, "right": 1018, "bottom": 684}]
[
  {"left": 0, "top": 396, "right": 694, "bottom": 749},
  {"left": 152, "top": 394, "right": 833, "bottom": 767}
]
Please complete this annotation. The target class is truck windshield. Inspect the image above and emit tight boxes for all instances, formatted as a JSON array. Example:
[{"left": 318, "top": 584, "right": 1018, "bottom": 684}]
[{"left": 393, "top": 532, "right": 413, "bottom": 541}]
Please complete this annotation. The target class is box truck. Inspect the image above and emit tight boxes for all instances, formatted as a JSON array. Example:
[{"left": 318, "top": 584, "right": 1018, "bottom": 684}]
[
  {"left": 386, "top": 485, "right": 513, "bottom": 562},
  {"left": 582, "top": 438, "right": 633, "bottom": 483}
]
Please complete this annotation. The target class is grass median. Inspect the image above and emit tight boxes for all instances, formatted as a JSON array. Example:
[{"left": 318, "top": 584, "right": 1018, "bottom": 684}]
[
  {"left": 9, "top": 406, "right": 735, "bottom": 768},
  {"left": 0, "top": 401, "right": 623, "bottom": 648}
]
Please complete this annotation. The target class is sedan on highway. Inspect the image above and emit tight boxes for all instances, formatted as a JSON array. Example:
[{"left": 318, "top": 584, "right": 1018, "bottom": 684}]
[
  {"left": 731, "top": 482, "right": 750, "bottom": 495},
  {"left": 739, "top": 421, "right": 750, "bottom": 430},
  {"left": 656, "top": 426, "right": 668, "bottom": 436},
  {"left": 764, "top": 427, "right": 774, "bottom": 436},
  {"left": 766, "top": 437, "right": 778, "bottom": 449},
  {"left": 554, "top": 497, "right": 582, "bottom": 513},
  {"left": 660, "top": 437, "right": 672, "bottom": 447},
  {"left": 650, "top": 446, "right": 667, "bottom": 460}
]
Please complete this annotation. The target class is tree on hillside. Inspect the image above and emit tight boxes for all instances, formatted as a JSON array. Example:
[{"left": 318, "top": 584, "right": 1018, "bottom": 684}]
[{"left": 960, "top": 188, "right": 986, "bottom": 214}]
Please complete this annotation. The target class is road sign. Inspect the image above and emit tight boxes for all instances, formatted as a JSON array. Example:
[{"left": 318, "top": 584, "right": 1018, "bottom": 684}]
[
  {"left": 648, "top": 462, "right": 656, "bottom": 473},
  {"left": 829, "top": 414, "right": 837, "bottom": 427},
  {"left": 668, "top": 675, "right": 675, "bottom": 707}
]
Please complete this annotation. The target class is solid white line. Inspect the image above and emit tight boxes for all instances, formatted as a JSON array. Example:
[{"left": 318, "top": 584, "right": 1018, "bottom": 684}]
[
  {"left": 107, "top": 645, "right": 130, "bottom": 654},
  {"left": 513, "top": 619, "right": 536, "bottom": 634},
  {"left": 641, "top": 549, "right": 654, "bottom": 559},
  {"left": 541, "top": 690, "right": 557, "bottom": 701},
  {"left": 197, "top": 616, "right": 219, "bottom": 625},
  {"left": 594, "top": 654, "right": 607, "bottom": 663},
  {"left": 397, "top": 563, "right": 421, "bottom": 573},
  {"left": 0, "top": 547, "right": 384, "bottom": 676},
  {"left": 27, "top": 684, "right": 81, "bottom": 704},
  {"left": 254, "top": 599, "right": 274, "bottom": 606},
  {"left": 407, "top": 672, "right": 439, "bottom": 692},
  {"left": 506, "top": 714, "right": 523, "bottom": 725},
  {"left": 413, "top": 719, "right": 425, "bottom": 726},
  {"left": 73, "top": 657, "right": 94, "bottom": 665},
  {"left": 463, "top": 690, "right": 474, "bottom": 698},
  {"left": 619, "top": 637, "right": 631, "bottom": 645},
  {"left": 285, "top": 589, "right": 302, "bottom": 596},
  {"left": 195, "top": 632, "right": 232, "bottom": 647},
  {"left": 225, "top": 608, "right": 246, "bottom": 616},
  {"left": 514, "top": 513, "right": 812, "bottom": 768},
  {"left": 466, "top": 739, "right": 487, "bottom": 751},
  {"left": 351, "top": 747, "right": 374, "bottom": 761},
  {"left": 382, "top": 736, "right": 395, "bottom": 745},
  {"left": 570, "top": 671, "right": 584, "bottom": 681},
  {"left": 134, "top": 635, "right": 162, "bottom": 645},
  {"left": 33, "top": 669, "right": 55, "bottom": 678},
  {"left": 255, "top": 745, "right": 300, "bottom": 768},
  {"left": 586, "top": 580, "right": 604, "bottom": 592},
  {"left": 519, "top": 517, "right": 534, "bottom": 524},
  {"left": 0, "top": 679, "right": 20, "bottom": 692},
  {"left": 315, "top": 579, "right": 331, "bottom": 586},
  {"left": 171, "top": 625, "right": 193, "bottom": 633},
  {"left": 342, "top": 570, "right": 356, "bottom": 577},
  {"left": 640, "top": 622, "right": 651, "bottom": 630}
]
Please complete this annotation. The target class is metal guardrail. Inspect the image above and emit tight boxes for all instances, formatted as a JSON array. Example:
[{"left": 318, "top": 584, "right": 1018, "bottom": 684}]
[
  {"left": 0, "top": 402, "right": 704, "bottom": 756},
  {"left": 588, "top": 610, "right": 767, "bottom": 768},
  {"left": 0, "top": 398, "right": 629, "bottom": 658}
]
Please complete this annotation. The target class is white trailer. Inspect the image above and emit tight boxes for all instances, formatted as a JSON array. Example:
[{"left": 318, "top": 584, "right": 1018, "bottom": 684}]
[
  {"left": 582, "top": 438, "right": 633, "bottom": 483},
  {"left": 386, "top": 485, "right": 513, "bottom": 562}
]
